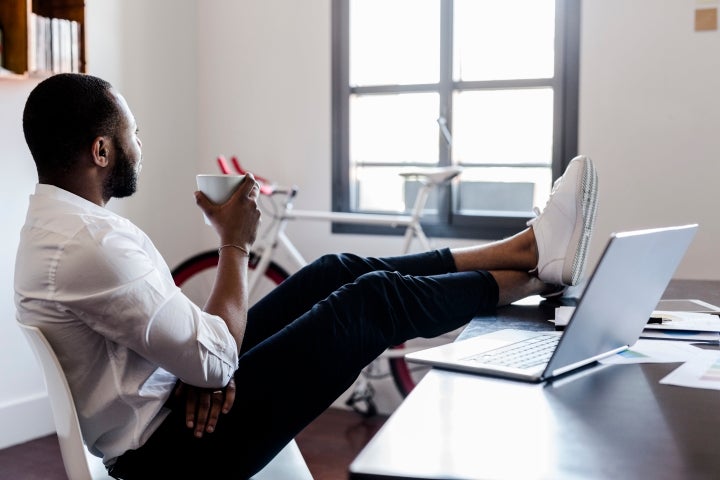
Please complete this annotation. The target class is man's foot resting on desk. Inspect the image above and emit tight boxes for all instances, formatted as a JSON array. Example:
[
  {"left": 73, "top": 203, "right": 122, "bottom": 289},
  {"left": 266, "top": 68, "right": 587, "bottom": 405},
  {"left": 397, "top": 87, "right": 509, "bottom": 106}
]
[
  {"left": 528, "top": 155, "right": 598, "bottom": 286},
  {"left": 445, "top": 155, "right": 598, "bottom": 306}
]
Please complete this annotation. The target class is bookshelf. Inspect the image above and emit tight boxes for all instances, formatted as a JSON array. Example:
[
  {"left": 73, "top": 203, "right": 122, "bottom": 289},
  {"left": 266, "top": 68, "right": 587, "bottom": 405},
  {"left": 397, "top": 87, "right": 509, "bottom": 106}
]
[{"left": 0, "top": 0, "right": 85, "bottom": 76}]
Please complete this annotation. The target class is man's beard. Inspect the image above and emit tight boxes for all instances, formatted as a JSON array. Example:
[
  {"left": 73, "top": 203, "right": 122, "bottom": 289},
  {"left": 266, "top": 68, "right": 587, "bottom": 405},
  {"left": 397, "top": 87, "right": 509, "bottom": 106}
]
[{"left": 103, "top": 148, "right": 138, "bottom": 200}]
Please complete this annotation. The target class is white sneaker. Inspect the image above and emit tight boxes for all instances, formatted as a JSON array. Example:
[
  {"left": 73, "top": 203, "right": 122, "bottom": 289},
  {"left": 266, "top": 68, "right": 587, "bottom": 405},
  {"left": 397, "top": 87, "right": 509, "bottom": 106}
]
[{"left": 528, "top": 155, "right": 598, "bottom": 286}]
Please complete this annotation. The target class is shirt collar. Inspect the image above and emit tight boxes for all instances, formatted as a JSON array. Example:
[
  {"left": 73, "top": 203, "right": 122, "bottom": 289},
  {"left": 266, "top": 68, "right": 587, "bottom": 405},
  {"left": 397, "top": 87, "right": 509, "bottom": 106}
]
[{"left": 33, "top": 183, "right": 109, "bottom": 216}]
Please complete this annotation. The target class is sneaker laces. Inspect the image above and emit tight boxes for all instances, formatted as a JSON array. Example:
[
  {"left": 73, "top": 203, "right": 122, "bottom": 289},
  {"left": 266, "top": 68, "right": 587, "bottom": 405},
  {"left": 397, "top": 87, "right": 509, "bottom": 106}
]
[
  {"left": 526, "top": 207, "right": 542, "bottom": 226},
  {"left": 526, "top": 176, "right": 563, "bottom": 227}
]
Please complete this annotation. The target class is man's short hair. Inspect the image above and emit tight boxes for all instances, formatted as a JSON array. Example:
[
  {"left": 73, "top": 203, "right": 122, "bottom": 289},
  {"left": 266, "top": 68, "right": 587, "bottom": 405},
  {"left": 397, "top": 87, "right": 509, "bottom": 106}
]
[{"left": 23, "top": 73, "right": 122, "bottom": 177}]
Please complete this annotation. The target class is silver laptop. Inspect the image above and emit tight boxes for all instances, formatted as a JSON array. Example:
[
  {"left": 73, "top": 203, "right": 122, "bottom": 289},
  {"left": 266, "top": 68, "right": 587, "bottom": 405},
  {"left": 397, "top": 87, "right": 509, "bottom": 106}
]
[{"left": 406, "top": 224, "right": 698, "bottom": 382}]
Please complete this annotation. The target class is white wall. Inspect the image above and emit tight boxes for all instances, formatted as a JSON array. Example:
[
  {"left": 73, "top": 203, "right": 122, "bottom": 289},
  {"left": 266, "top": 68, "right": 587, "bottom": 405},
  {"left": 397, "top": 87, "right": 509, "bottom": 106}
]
[
  {"left": 0, "top": 0, "right": 200, "bottom": 448},
  {"left": 195, "top": 0, "right": 337, "bottom": 253},
  {"left": 0, "top": 79, "right": 54, "bottom": 449},
  {"left": 580, "top": 0, "right": 720, "bottom": 278},
  {"left": 89, "top": 0, "right": 200, "bottom": 268},
  {"left": 4, "top": 0, "right": 720, "bottom": 448}
]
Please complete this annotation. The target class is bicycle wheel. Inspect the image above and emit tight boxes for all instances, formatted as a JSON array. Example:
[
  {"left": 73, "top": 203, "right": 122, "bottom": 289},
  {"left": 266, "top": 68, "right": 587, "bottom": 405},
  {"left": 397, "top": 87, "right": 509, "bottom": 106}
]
[
  {"left": 388, "top": 346, "right": 416, "bottom": 397},
  {"left": 172, "top": 250, "right": 290, "bottom": 306}
]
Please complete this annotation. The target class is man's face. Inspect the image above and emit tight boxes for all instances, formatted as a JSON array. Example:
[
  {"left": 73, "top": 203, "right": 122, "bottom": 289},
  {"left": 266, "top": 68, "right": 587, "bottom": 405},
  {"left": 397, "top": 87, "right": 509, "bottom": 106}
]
[{"left": 103, "top": 91, "right": 143, "bottom": 200}]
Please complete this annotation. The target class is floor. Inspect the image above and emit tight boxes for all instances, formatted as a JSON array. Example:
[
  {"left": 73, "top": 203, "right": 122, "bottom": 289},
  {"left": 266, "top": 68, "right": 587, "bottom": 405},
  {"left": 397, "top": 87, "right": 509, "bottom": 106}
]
[{"left": 0, "top": 407, "right": 388, "bottom": 480}]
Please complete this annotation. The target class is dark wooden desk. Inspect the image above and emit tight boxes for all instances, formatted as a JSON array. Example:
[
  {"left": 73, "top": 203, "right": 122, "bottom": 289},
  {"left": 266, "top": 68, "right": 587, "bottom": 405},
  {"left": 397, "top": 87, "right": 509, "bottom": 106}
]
[{"left": 349, "top": 280, "right": 720, "bottom": 480}]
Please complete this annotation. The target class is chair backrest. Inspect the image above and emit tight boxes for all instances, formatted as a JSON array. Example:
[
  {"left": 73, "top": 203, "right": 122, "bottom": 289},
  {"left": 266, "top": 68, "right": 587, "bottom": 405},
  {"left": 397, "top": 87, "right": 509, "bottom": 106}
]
[
  {"left": 18, "top": 322, "right": 313, "bottom": 480},
  {"left": 251, "top": 440, "right": 314, "bottom": 480},
  {"left": 18, "top": 323, "right": 112, "bottom": 480}
]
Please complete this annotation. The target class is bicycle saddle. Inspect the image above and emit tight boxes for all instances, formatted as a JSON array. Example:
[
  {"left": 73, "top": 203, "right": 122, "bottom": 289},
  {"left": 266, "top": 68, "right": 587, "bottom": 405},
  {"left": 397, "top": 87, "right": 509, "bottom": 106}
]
[{"left": 399, "top": 166, "right": 463, "bottom": 185}]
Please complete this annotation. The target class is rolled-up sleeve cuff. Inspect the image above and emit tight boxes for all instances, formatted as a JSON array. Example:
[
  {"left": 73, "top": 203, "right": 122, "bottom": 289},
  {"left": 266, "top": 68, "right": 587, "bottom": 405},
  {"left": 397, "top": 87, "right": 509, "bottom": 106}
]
[
  {"left": 195, "top": 312, "right": 239, "bottom": 385},
  {"left": 143, "top": 292, "right": 239, "bottom": 388}
]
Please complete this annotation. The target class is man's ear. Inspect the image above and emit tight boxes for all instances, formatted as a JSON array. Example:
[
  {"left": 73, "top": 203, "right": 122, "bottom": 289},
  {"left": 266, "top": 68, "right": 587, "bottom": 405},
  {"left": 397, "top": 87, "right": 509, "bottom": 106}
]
[{"left": 92, "top": 137, "right": 110, "bottom": 168}]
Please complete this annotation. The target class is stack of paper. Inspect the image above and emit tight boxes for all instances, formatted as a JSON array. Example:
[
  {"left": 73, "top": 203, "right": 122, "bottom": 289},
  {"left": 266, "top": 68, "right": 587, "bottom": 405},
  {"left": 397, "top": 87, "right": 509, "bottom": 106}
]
[
  {"left": 550, "top": 303, "right": 720, "bottom": 343},
  {"left": 641, "top": 310, "right": 720, "bottom": 342}
]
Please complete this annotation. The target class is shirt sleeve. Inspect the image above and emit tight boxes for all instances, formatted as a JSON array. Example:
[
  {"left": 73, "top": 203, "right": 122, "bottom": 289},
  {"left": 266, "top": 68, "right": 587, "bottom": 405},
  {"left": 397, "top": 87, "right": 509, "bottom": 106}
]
[{"left": 54, "top": 225, "right": 238, "bottom": 389}]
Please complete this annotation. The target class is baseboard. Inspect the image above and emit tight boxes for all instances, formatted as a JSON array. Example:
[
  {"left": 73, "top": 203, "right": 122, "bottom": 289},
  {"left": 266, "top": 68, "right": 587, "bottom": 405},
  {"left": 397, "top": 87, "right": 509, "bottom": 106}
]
[{"left": 0, "top": 393, "right": 54, "bottom": 450}]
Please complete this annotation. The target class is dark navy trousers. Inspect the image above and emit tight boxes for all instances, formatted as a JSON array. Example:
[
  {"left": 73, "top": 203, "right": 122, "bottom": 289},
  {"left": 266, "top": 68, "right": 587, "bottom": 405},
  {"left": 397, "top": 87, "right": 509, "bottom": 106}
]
[{"left": 110, "top": 249, "right": 499, "bottom": 479}]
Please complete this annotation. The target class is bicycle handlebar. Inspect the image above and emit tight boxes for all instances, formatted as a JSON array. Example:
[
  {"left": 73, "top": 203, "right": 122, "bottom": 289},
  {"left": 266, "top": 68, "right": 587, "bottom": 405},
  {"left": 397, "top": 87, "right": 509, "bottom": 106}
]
[{"left": 217, "top": 155, "right": 276, "bottom": 195}]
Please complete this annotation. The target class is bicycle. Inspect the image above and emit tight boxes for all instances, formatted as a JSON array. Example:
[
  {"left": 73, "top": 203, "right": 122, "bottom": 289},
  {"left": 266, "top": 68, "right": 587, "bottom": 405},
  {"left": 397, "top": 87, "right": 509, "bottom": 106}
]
[{"left": 172, "top": 155, "right": 463, "bottom": 415}]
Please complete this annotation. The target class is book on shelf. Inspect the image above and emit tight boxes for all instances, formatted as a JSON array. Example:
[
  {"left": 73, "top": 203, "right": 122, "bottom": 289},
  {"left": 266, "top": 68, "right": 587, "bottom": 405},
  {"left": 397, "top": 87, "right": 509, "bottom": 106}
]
[{"left": 29, "top": 13, "right": 81, "bottom": 74}]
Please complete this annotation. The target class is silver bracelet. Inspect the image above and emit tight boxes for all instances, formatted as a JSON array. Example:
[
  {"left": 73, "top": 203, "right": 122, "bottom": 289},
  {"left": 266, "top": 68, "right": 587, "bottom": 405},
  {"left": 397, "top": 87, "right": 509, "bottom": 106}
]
[{"left": 218, "top": 244, "right": 250, "bottom": 256}]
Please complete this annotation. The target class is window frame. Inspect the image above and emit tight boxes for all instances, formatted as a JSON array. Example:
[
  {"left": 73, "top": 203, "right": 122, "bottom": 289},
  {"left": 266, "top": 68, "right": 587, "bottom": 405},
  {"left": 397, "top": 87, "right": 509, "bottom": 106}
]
[{"left": 331, "top": 0, "right": 580, "bottom": 240}]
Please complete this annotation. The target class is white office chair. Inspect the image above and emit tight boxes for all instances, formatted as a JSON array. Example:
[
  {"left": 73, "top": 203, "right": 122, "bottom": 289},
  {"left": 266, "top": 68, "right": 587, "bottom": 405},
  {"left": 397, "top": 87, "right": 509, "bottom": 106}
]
[{"left": 18, "top": 323, "right": 313, "bottom": 480}]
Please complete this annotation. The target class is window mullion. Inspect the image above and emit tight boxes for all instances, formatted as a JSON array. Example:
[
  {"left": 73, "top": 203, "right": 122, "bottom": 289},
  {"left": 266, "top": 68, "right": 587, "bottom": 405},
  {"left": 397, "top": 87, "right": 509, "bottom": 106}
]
[
  {"left": 439, "top": 0, "right": 454, "bottom": 225},
  {"left": 439, "top": 0, "right": 453, "bottom": 169},
  {"left": 331, "top": 0, "right": 350, "bottom": 213},
  {"left": 553, "top": 0, "right": 580, "bottom": 179}
]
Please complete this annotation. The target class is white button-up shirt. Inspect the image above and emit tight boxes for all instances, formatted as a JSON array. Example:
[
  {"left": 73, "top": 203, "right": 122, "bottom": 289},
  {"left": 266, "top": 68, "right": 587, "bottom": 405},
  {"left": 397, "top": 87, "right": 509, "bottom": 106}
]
[{"left": 14, "top": 184, "right": 238, "bottom": 465}]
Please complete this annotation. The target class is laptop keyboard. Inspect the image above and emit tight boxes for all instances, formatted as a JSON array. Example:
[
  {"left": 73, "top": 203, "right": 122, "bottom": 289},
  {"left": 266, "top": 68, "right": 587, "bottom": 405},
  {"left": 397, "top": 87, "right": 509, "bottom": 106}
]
[{"left": 463, "top": 334, "right": 560, "bottom": 369}]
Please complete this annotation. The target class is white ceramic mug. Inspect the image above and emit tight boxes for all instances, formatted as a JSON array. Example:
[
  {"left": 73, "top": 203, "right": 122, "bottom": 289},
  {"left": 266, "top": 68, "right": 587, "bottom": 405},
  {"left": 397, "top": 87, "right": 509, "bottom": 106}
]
[{"left": 196, "top": 174, "right": 245, "bottom": 224}]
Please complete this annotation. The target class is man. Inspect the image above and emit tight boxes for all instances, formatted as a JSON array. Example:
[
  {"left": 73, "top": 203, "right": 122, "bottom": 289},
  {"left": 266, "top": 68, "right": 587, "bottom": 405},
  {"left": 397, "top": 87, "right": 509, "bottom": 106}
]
[{"left": 15, "top": 73, "right": 597, "bottom": 478}]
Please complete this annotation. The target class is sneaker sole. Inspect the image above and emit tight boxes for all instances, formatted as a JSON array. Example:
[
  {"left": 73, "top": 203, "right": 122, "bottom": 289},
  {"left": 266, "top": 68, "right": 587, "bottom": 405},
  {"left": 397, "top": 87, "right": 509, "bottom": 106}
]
[{"left": 562, "top": 156, "right": 598, "bottom": 285}]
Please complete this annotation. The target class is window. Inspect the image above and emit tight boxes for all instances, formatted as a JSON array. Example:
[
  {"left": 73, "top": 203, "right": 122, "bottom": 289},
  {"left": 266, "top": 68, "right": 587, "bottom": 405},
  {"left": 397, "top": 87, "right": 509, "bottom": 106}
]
[{"left": 332, "top": 0, "right": 580, "bottom": 239}]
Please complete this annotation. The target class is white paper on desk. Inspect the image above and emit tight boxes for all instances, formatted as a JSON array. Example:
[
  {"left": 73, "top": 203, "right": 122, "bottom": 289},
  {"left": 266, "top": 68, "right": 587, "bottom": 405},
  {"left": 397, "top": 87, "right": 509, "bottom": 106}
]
[
  {"left": 660, "top": 350, "right": 720, "bottom": 390},
  {"left": 640, "top": 329, "right": 720, "bottom": 343},
  {"left": 599, "top": 339, "right": 704, "bottom": 365},
  {"left": 552, "top": 307, "right": 720, "bottom": 328},
  {"left": 550, "top": 306, "right": 575, "bottom": 327},
  {"left": 648, "top": 311, "right": 720, "bottom": 332}
]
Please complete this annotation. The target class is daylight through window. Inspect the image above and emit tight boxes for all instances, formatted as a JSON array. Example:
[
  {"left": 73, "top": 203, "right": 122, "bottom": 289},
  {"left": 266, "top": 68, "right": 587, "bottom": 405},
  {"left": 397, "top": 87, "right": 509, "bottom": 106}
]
[{"left": 332, "top": 0, "right": 580, "bottom": 239}]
